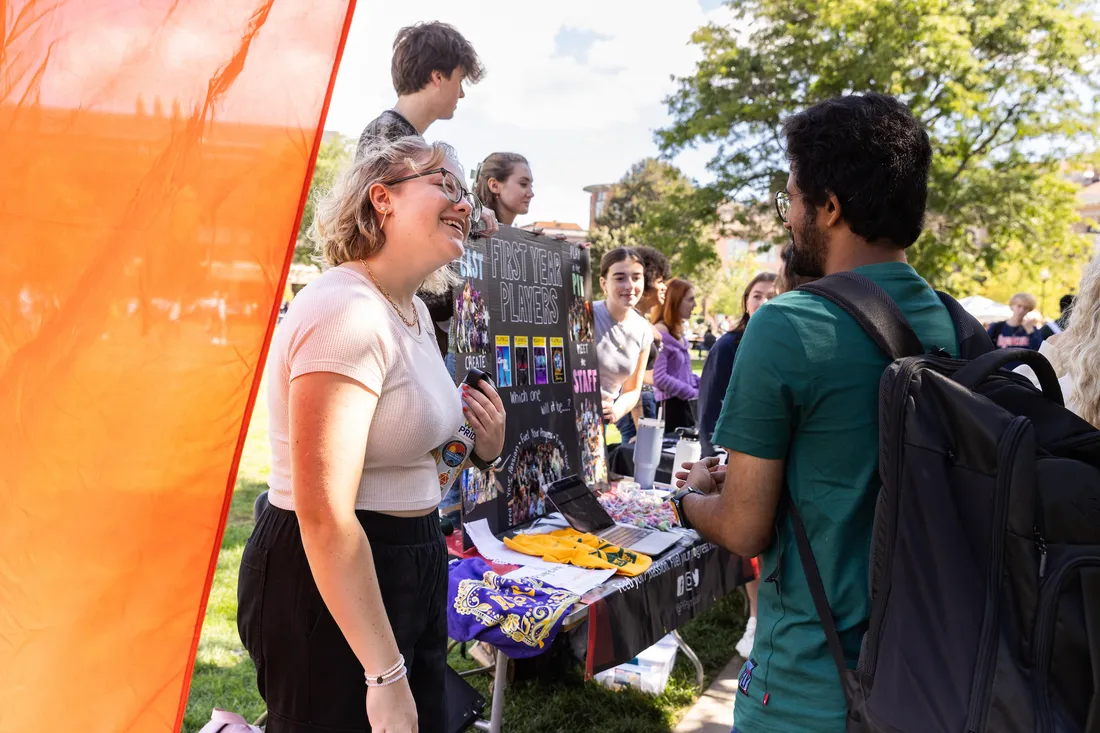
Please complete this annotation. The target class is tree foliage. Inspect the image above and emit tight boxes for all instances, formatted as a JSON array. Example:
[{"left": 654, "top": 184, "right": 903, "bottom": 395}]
[
  {"left": 659, "top": 0, "right": 1100, "bottom": 293},
  {"left": 295, "top": 133, "right": 354, "bottom": 264},
  {"left": 588, "top": 158, "right": 721, "bottom": 290}
]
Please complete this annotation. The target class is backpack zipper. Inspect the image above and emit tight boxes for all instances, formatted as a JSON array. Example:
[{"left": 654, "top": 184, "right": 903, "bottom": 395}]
[
  {"left": 965, "top": 416, "right": 1028, "bottom": 733},
  {"left": 1034, "top": 556, "right": 1100, "bottom": 733},
  {"left": 859, "top": 358, "right": 920, "bottom": 677},
  {"left": 862, "top": 355, "right": 969, "bottom": 678}
]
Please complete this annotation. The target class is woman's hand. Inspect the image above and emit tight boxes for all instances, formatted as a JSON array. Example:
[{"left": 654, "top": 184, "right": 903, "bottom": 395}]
[
  {"left": 367, "top": 678, "right": 418, "bottom": 732},
  {"left": 464, "top": 380, "right": 506, "bottom": 462},
  {"left": 601, "top": 394, "right": 617, "bottom": 423}
]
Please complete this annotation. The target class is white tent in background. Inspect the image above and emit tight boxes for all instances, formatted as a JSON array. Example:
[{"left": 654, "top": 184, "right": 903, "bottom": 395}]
[{"left": 957, "top": 295, "right": 1013, "bottom": 324}]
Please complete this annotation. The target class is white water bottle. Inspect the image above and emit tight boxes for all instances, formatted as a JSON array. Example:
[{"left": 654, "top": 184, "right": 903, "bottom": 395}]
[
  {"left": 672, "top": 427, "right": 702, "bottom": 474},
  {"left": 432, "top": 368, "right": 492, "bottom": 494}
]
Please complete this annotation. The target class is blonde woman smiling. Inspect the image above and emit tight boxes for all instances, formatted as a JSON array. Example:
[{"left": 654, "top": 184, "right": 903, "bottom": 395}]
[{"left": 238, "top": 138, "right": 506, "bottom": 733}]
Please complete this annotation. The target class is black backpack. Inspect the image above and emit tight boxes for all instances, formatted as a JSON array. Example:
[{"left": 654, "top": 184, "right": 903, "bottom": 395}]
[{"left": 788, "top": 272, "right": 1100, "bottom": 733}]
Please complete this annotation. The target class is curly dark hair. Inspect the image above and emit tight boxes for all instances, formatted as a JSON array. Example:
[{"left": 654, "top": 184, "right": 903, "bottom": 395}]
[
  {"left": 391, "top": 22, "right": 485, "bottom": 95},
  {"left": 633, "top": 245, "right": 671, "bottom": 294},
  {"left": 781, "top": 93, "right": 932, "bottom": 249}
]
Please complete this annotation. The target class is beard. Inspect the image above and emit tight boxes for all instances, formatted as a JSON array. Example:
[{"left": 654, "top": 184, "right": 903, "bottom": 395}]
[{"left": 787, "top": 207, "right": 827, "bottom": 279}]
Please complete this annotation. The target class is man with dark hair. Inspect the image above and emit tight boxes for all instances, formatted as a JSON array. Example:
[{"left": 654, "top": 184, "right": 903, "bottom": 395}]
[
  {"left": 672, "top": 93, "right": 958, "bottom": 732},
  {"left": 356, "top": 21, "right": 496, "bottom": 374},
  {"left": 1039, "top": 293, "right": 1076, "bottom": 340},
  {"left": 356, "top": 21, "right": 485, "bottom": 154},
  {"left": 634, "top": 245, "right": 672, "bottom": 311}
]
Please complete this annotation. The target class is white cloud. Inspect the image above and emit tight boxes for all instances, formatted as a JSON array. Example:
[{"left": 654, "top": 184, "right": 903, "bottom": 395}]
[{"left": 325, "top": 1, "right": 736, "bottom": 228}]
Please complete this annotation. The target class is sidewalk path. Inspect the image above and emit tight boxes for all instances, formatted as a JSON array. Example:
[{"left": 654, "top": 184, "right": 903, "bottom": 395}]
[{"left": 672, "top": 655, "right": 741, "bottom": 733}]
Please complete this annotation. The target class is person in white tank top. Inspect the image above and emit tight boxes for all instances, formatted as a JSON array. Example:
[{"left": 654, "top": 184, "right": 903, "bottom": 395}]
[{"left": 237, "top": 138, "right": 506, "bottom": 733}]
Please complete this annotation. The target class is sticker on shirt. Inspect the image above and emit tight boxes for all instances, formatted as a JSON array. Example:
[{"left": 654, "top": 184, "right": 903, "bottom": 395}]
[
  {"left": 550, "top": 338, "right": 566, "bottom": 383},
  {"left": 738, "top": 658, "right": 756, "bottom": 696}
]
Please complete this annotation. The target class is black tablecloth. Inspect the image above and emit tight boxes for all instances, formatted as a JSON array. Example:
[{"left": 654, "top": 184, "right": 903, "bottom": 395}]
[{"left": 579, "top": 537, "right": 753, "bottom": 676}]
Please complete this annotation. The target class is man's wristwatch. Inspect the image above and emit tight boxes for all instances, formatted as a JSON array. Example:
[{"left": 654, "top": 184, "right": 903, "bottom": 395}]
[{"left": 668, "top": 486, "right": 706, "bottom": 530}]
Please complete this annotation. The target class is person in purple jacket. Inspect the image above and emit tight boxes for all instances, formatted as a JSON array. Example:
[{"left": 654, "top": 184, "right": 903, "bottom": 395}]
[{"left": 652, "top": 278, "right": 700, "bottom": 433}]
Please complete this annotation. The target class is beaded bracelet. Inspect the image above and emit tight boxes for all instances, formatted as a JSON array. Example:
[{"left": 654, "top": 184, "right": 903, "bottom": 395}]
[
  {"left": 367, "top": 665, "right": 408, "bottom": 688},
  {"left": 365, "top": 654, "right": 405, "bottom": 687}
]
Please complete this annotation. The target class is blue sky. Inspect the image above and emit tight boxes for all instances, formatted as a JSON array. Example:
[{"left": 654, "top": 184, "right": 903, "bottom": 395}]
[{"left": 323, "top": 1, "right": 735, "bottom": 229}]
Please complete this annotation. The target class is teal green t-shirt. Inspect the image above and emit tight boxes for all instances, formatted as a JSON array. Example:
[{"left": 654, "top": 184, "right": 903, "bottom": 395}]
[{"left": 712, "top": 263, "right": 958, "bottom": 733}]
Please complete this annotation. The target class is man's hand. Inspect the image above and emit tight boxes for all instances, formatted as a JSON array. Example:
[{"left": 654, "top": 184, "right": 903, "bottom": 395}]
[
  {"left": 674, "top": 456, "right": 726, "bottom": 494},
  {"left": 479, "top": 208, "right": 499, "bottom": 237}
]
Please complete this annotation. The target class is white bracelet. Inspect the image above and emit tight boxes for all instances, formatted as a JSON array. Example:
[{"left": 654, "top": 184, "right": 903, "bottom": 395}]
[
  {"left": 367, "top": 665, "right": 408, "bottom": 687},
  {"left": 365, "top": 654, "right": 405, "bottom": 686}
]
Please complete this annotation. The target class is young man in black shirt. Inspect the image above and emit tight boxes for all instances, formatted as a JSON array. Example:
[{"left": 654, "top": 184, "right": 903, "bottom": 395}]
[
  {"left": 356, "top": 21, "right": 482, "bottom": 154},
  {"left": 357, "top": 21, "right": 498, "bottom": 366}
]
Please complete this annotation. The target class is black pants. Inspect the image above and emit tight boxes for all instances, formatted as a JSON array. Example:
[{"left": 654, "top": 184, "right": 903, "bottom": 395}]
[{"left": 237, "top": 506, "right": 448, "bottom": 732}]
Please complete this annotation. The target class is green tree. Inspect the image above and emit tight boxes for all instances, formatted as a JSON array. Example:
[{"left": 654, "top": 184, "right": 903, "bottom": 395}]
[
  {"left": 659, "top": 0, "right": 1100, "bottom": 293},
  {"left": 295, "top": 133, "right": 354, "bottom": 264},
  {"left": 589, "top": 158, "right": 721, "bottom": 290}
]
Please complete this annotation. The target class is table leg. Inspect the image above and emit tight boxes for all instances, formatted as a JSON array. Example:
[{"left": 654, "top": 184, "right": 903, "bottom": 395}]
[
  {"left": 472, "top": 647, "right": 509, "bottom": 733},
  {"left": 671, "top": 630, "right": 705, "bottom": 689}
]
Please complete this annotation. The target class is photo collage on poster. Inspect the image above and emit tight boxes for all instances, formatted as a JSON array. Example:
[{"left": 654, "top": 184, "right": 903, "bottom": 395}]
[{"left": 452, "top": 227, "right": 607, "bottom": 539}]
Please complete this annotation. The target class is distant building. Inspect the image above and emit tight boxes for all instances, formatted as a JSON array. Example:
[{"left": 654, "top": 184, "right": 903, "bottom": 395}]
[
  {"left": 519, "top": 220, "right": 589, "bottom": 244},
  {"left": 582, "top": 184, "right": 614, "bottom": 230}
]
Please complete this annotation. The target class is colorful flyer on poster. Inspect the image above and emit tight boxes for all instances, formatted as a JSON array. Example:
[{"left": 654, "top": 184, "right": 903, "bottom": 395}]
[
  {"left": 495, "top": 335, "right": 512, "bottom": 387},
  {"left": 532, "top": 337, "right": 548, "bottom": 385},
  {"left": 514, "top": 336, "right": 530, "bottom": 387},
  {"left": 550, "top": 337, "right": 566, "bottom": 383}
]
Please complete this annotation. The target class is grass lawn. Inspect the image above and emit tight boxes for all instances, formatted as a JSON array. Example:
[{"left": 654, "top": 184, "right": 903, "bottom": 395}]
[{"left": 183, "top": 362, "right": 746, "bottom": 733}]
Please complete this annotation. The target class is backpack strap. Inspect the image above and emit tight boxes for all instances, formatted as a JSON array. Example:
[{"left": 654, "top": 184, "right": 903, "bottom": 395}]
[
  {"left": 936, "top": 291, "right": 995, "bottom": 360},
  {"left": 783, "top": 490, "right": 854, "bottom": 707},
  {"left": 797, "top": 272, "right": 923, "bottom": 361}
]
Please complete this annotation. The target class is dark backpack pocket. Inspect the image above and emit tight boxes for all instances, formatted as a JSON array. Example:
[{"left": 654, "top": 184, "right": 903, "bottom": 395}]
[{"left": 1033, "top": 553, "right": 1100, "bottom": 733}]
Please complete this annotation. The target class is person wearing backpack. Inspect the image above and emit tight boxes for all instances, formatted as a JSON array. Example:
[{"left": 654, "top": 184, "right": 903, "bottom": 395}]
[{"left": 669, "top": 93, "right": 958, "bottom": 732}]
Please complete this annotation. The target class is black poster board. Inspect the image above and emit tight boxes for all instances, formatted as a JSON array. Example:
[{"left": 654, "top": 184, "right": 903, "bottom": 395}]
[{"left": 454, "top": 226, "right": 608, "bottom": 541}]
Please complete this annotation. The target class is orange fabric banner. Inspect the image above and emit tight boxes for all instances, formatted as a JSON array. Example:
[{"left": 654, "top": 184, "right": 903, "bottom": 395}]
[{"left": 0, "top": 2, "right": 355, "bottom": 731}]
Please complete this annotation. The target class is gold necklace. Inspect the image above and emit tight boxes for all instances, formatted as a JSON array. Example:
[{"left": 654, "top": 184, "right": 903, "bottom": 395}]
[{"left": 360, "top": 260, "right": 419, "bottom": 330}]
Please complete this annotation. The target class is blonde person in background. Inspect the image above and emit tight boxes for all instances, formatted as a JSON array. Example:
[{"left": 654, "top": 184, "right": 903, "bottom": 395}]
[
  {"left": 987, "top": 292, "right": 1042, "bottom": 351},
  {"left": 1017, "top": 254, "right": 1100, "bottom": 427},
  {"left": 237, "top": 138, "right": 506, "bottom": 733}
]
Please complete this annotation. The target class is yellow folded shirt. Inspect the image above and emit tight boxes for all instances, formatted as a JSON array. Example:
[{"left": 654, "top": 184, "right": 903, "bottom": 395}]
[{"left": 504, "top": 529, "right": 652, "bottom": 577}]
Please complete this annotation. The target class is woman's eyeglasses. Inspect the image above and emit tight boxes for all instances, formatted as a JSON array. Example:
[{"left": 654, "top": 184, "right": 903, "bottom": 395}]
[{"left": 385, "top": 168, "right": 482, "bottom": 225}]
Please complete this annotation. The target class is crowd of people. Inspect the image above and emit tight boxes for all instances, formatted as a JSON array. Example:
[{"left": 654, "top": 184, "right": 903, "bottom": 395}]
[
  {"left": 234, "top": 17, "right": 1100, "bottom": 733},
  {"left": 576, "top": 396, "right": 609, "bottom": 487},
  {"left": 508, "top": 441, "right": 565, "bottom": 525},
  {"left": 454, "top": 280, "right": 489, "bottom": 354},
  {"left": 592, "top": 94, "right": 1100, "bottom": 733}
]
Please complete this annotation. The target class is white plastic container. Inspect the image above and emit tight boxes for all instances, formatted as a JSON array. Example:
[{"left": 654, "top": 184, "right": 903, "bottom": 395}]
[{"left": 593, "top": 633, "right": 679, "bottom": 695}]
